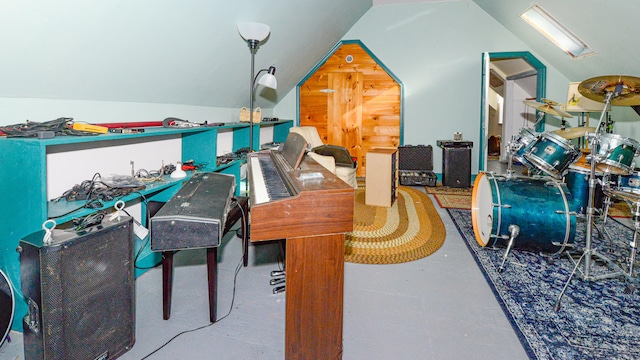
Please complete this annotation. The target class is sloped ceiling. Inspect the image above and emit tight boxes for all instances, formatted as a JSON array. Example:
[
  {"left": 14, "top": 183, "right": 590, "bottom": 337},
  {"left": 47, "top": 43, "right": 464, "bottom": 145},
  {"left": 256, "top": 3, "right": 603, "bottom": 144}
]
[
  {"left": 0, "top": 0, "right": 371, "bottom": 108},
  {"left": 2, "top": 0, "right": 639, "bottom": 110},
  {"left": 472, "top": 0, "right": 640, "bottom": 83}
]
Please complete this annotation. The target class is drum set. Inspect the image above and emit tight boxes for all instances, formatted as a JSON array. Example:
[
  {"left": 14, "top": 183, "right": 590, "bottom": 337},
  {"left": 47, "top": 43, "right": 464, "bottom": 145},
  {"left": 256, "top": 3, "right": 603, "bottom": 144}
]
[{"left": 471, "top": 75, "right": 640, "bottom": 310}]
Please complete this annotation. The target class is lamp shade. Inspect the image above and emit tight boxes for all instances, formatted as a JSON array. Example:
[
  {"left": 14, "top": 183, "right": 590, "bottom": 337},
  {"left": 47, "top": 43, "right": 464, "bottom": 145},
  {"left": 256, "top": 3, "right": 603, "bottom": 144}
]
[
  {"left": 237, "top": 22, "right": 270, "bottom": 42},
  {"left": 257, "top": 66, "right": 277, "bottom": 89}
]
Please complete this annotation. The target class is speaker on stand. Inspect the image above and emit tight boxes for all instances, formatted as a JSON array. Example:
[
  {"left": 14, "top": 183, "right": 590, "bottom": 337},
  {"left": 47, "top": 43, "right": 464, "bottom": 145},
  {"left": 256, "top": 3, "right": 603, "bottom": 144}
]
[{"left": 18, "top": 215, "right": 135, "bottom": 360}]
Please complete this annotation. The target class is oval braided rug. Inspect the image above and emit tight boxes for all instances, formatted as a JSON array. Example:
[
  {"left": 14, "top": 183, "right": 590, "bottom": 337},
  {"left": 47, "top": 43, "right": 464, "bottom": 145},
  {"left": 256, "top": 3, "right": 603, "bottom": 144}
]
[{"left": 345, "top": 186, "right": 446, "bottom": 264}]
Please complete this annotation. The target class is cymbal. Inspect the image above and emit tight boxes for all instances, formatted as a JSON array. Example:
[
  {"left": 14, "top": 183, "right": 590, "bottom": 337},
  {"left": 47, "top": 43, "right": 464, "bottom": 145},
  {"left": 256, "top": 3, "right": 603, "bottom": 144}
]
[
  {"left": 523, "top": 99, "right": 574, "bottom": 118},
  {"left": 552, "top": 126, "right": 596, "bottom": 139},
  {"left": 578, "top": 75, "right": 640, "bottom": 106}
]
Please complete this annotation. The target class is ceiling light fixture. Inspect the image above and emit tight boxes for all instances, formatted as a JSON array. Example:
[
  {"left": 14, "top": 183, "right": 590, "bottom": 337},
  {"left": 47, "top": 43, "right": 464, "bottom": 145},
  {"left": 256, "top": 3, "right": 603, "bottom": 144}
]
[{"left": 520, "top": 4, "right": 595, "bottom": 59}]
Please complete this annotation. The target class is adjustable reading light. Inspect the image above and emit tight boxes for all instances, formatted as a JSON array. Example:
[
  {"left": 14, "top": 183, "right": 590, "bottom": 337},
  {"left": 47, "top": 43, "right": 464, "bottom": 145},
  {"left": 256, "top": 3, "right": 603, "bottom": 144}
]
[{"left": 237, "top": 22, "right": 278, "bottom": 152}]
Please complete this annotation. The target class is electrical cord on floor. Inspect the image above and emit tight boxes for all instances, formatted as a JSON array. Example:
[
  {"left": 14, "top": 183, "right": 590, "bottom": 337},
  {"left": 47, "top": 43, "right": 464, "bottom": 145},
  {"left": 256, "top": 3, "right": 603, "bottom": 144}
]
[{"left": 140, "top": 200, "right": 247, "bottom": 360}]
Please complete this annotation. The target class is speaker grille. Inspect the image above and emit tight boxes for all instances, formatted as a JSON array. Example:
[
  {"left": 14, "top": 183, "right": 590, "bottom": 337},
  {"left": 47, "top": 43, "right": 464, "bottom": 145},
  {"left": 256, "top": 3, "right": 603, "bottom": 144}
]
[{"left": 21, "top": 217, "right": 135, "bottom": 360}]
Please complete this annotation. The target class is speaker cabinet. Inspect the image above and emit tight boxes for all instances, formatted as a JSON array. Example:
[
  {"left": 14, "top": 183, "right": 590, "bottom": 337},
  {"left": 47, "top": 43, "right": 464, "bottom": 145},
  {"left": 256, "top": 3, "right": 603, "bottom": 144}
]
[
  {"left": 19, "top": 216, "right": 135, "bottom": 360},
  {"left": 441, "top": 145, "right": 472, "bottom": 187}
]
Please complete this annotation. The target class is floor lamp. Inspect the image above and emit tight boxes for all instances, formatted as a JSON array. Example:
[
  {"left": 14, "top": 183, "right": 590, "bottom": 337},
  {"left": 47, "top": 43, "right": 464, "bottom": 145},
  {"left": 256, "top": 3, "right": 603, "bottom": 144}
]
[{"left": 237, "top": 22, "right": 278, "bottom": 152}]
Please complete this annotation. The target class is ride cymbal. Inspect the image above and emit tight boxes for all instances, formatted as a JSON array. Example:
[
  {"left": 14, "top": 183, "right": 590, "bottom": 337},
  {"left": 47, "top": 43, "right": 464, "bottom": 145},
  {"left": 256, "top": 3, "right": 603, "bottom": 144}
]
[
  {"left": 552, "top": 126, "right": 596, "bottom": 140},
  {"left": 578, "top": 75, "right": 640, "bottom": 106}
]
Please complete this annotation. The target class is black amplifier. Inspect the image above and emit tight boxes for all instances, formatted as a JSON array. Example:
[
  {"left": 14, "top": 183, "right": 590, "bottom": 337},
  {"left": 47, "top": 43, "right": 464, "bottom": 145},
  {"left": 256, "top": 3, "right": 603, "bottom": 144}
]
[
  {"left": 398, "top": 145, "right": 437, "bottom": 187},
  {"left": 151, "top": 172, "right": 235, "bottom": 251}
]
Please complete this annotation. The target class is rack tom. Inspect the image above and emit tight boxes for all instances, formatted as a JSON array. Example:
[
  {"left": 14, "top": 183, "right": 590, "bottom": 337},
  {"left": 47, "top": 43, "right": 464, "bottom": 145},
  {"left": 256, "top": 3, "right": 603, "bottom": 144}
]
[
  {"left": 523, "top": 132, "right": 581, "bottom": 179},
  {"left": 512, "top": 127, "right": 538, "bottom": 169}
]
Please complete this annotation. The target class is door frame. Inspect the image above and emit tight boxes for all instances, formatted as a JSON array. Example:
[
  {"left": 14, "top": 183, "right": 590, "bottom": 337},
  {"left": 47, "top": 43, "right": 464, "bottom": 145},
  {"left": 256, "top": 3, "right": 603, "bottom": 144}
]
[{"left": 479, "top": 51, "right": 546, "bottom": 171}]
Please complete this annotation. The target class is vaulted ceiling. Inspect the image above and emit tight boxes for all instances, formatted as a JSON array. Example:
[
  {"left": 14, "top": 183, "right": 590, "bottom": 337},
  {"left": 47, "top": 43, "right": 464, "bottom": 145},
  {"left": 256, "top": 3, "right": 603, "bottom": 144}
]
[
  {"left": 1, "top": 0, "right": 638, "bottom": 109},
  {"left": 472, "top": 0, "right": 640, "bottom": 83}
]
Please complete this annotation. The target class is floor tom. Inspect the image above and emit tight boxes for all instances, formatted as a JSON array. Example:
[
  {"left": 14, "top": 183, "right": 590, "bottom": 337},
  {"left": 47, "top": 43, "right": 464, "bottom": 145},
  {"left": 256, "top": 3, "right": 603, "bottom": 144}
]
[{"left": 564, "top": 165, "right": 607, "bottom": 215}]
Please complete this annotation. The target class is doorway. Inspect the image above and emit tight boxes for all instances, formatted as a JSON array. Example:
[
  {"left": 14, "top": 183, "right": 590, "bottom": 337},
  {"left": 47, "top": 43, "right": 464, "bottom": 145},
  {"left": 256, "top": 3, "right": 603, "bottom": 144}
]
[{"left": 480, "top": 52, "right": 546, "bottom": 172}]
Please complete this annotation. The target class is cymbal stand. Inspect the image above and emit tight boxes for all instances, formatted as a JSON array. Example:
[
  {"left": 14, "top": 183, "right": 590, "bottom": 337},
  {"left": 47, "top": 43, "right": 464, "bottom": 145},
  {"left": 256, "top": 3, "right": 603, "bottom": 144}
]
[
  {"left": 554, "top": 92, "right": 629, "bottom": 311},
  {"left": 505, "top": 141, "right": 517, "bottom": 178},
  {"left": 626, "top": 202, "right": 640, "bottom": 286}
]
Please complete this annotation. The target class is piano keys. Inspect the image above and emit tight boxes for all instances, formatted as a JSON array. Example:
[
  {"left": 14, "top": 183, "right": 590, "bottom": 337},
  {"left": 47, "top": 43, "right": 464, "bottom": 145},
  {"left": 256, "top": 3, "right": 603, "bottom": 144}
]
[{"left": 247, "top": 148, "right": 354, "bottom": 242}]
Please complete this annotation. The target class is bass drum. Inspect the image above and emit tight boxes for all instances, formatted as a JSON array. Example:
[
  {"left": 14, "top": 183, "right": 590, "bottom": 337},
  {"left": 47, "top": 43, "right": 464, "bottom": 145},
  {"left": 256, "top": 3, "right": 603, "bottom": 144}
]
[{"left": 472, "top": 172, "right": 576, "bottom": 254}]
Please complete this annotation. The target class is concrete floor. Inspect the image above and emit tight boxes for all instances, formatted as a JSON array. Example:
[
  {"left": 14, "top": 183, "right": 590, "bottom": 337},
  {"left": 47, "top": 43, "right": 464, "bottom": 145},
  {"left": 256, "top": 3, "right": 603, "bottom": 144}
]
[{"left": 0, "top": 186, "right": 528, "bottom": 360}]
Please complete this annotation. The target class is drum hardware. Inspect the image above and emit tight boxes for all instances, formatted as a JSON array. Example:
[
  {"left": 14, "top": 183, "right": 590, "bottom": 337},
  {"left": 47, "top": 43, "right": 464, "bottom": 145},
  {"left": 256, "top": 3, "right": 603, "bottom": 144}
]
[
  {"left": 555, "top": 81, "right": 640, "bottom": 310},
  {"left": 498, "top": 224, "right": 520, "bottom": 273},
  {"left": 602, "top": 187, "right": 640, "bottom": 291}
]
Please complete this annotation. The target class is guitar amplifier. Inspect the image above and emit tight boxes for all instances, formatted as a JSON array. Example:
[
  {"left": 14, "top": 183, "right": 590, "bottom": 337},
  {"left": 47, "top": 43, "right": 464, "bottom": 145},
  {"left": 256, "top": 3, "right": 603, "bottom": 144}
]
[
  {"left": 398, "top": 145, "right": 437, "bottom": 187},
  {"left": 151, "top": 172, "right": 235, "bottom": 251}
]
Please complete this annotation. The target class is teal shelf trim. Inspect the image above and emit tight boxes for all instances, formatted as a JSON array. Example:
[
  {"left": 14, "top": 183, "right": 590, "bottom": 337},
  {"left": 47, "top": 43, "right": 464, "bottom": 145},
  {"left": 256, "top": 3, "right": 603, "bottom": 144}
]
[{"left": 0, "top": 120, "right": 292, "bottom": 332}]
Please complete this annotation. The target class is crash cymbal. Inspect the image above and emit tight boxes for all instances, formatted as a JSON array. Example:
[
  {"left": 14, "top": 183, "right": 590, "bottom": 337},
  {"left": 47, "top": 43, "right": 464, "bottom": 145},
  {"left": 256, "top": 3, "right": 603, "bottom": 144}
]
[
  {"left": 522, "top": 99, "right": 574, "bottom": 118},
  {"left": 578, "top": 75, "right": 640, "bottom": 106},
  {"left": 552, "top": 126, "right": 596, "bottom": 140}
]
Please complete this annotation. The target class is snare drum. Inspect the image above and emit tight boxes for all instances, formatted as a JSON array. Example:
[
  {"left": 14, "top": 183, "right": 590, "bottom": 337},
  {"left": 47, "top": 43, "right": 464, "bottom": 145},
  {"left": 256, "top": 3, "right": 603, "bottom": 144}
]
[
  {"left": 596, "top": 133, "right": 640, "bottom": 175},
  {"left": 618, "top": 169, "right": 640, "bottom": 191},
  {"left": 472, "top": 172, "right": 576, "bottom": 254},
  {"left": 524, "top": 132, "right": 581, "bottom": 179}
]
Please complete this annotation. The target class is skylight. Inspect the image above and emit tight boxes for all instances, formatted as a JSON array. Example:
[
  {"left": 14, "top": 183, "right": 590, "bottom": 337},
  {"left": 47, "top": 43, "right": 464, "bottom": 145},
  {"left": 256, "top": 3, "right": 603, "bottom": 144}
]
[{"left": 520, "top": 4, "right": 595, "bottom": 59}]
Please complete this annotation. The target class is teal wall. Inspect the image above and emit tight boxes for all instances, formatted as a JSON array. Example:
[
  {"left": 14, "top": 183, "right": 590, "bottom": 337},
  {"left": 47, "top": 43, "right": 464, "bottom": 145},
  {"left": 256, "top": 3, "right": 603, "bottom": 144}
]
[{"left": 275, "top": 0, "right": 572, "bottom": 174}]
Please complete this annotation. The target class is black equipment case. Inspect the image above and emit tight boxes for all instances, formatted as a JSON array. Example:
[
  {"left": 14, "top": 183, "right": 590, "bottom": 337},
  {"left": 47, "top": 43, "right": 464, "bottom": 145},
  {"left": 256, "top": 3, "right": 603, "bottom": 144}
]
[
  {"left": 151, "top": 172, "right": 235, "bottom": 251},
  {"left": 398, "top": 145, "right": 437, "bottom": 187}
]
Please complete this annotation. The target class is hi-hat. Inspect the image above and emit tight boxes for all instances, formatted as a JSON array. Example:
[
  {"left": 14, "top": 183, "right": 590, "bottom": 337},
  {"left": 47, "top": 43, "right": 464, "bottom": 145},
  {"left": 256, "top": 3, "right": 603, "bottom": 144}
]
[
  {"left": 523, "top": 98, "right": 574, "bottom": 118},
  {"left": 578, "top": 75, "right": 640, "bottom": 106},
  {"left": 552, "top": 126, "right": 596, "bottom": 140}
]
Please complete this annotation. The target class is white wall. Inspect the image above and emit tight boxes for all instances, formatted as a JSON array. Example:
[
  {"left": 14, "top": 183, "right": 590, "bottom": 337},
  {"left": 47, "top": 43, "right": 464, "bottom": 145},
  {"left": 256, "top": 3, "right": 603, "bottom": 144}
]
[
  {"left": 276, "top": 1, "right": 573, "bottom": 174},
  {"left": 0, "top": 98, "right": 245, "bottom": 125}
]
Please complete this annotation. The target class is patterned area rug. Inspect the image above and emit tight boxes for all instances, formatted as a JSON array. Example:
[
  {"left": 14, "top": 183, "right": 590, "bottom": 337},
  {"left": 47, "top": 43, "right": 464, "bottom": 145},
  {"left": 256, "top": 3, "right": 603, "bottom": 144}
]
[
  {"left": 424, "top": 185, "right": 472, "bottom": 210},
  {"left": 425, "top": 184, "right": 632, "bottom": 217},
  {"left": 345, "top": 186, "right": 446, "bottom": 264},
  {"left": 448, "top": 208, "right": 640, "bottom": 359}
]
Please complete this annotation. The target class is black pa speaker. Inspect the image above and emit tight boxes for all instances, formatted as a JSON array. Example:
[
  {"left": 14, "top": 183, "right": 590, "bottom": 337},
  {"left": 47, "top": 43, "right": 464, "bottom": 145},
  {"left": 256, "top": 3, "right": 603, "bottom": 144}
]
[
  {"left": 442, "top": 147, "right": 472, "bottom": 187},
  {"left": 18, "top": 216, "right": 135, "bottom": 360}
]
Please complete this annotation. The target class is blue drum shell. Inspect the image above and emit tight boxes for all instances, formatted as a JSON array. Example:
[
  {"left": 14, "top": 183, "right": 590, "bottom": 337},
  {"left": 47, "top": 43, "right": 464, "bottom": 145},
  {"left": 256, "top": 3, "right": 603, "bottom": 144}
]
[{"left": 485, "top": 175, "right": 575, "bottom": 254}]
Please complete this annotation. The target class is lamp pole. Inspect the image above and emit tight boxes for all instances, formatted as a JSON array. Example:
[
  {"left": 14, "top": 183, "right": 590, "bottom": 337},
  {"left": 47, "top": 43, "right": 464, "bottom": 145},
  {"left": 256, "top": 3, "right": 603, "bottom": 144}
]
[{"left": 248, "top": 39, "right": 258, "bottom": 152}]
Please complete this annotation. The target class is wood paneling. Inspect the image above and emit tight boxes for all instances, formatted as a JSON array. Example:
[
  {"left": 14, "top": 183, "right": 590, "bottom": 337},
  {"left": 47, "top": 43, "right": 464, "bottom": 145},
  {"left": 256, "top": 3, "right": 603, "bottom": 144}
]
[{"left": 300, "top": 43, "right": 401, "bottom": 176}]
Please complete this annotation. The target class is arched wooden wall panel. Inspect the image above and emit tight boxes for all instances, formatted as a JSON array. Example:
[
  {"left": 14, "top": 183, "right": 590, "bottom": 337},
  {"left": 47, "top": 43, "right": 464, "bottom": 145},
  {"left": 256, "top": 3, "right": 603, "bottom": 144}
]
[{"left": 299, "top": 42, "right": 401, "bottom": 177}]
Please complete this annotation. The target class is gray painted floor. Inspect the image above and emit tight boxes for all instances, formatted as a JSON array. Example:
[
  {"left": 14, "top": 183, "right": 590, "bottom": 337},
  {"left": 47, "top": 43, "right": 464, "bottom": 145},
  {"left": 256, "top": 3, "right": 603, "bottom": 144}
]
[{"left": 0, "top": 188, "right": 528, "bottom": 360}]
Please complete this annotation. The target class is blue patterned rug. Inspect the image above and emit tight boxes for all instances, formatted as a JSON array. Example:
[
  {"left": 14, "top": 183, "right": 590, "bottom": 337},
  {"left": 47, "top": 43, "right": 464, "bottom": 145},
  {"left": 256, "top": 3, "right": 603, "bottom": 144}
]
[{"left": 448, "top": 208, "right": 640, "bottom": 360}]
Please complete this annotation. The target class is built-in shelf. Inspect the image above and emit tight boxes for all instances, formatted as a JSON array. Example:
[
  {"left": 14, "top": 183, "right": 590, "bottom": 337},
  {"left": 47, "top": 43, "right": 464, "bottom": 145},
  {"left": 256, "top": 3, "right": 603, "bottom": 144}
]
[{"left": 0, "top": 120, "right": 293, "bottom": 331}]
